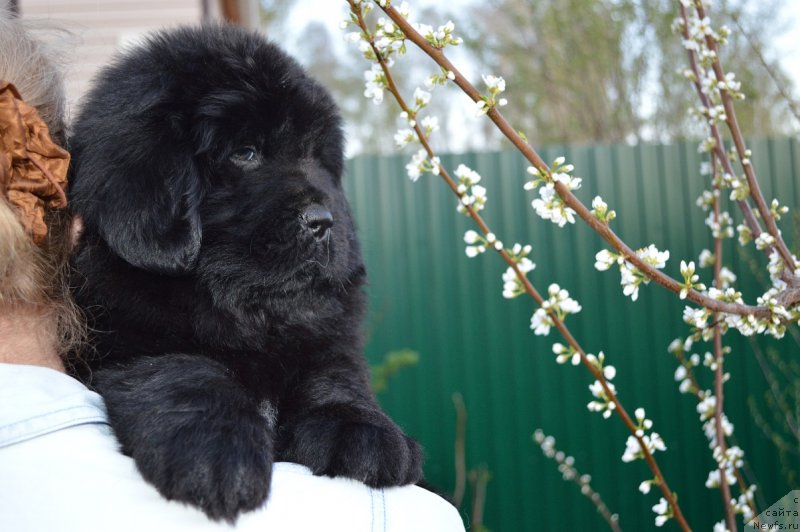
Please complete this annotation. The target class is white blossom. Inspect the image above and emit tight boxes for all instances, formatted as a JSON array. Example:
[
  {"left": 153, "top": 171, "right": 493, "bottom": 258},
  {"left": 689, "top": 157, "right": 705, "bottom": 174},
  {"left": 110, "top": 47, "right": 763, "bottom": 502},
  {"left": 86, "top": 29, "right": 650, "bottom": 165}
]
[
  {"left": 698, "top": 249, "right": 714, "bottom": 268},
  {"left": 770, "top": 198, "right": 789, "bottom": 221},
  {"left": 696, "top": 190, "right": 715, "bottom": 211},
  {"left": 427, "top": 156, "right": 440, "bottom": 176},
  {"left": 679, "top": 260, "right": 705, "bottom": 298},
  {"left": 673, "top": 364, "right": 694, "bottom": 395},
  {"left": 413, "top": 87, "right": 431, "bottom": 108},
  {"left": 530, "top": 284, "right": 581, "bottom": 336},
  {"left": 454, "top": 164, "right": 481, "bottom": 185},
  {"left": 363, "top": 64, "right": 386, "bottom": 104},
  {"left": 415, "top": 19, "right": 462, "bottom": 48},
  {"left": 592, "top": 195, "right": 607, "bottom": 212},
  {"left": 737, "top": 223, "right": 752, "bottom": 246},
  {"left": 705, "top": 467, "right": 736, "bottom": 489},
  {"left": 482, "top": 74, "right": 506, "bottom": 93},
  {"left": 394, "top": 128, "right": 415, "bottom": 148},
  {"left": 464, "top": 230, "right": 479, "bottom": 244},
  {"left": 594, "top": 249, "right": 618, "bottom": 271},
  {"left": 405, "top": 149, "right": 427, "bottom": 182},
  {"left": 704, "top": 211, "right": 734, "bottom": 239},
  {"left": 635, "top": 408, "right": 654, "bottom": 431},
  {"left": 755, "top": 232, "right": 775, "bottom": 250},
  {"left": 552, "top": 172, "right": 582, "bottom": 190},
  {"left": 602, "top": 245, "right": 670, "bottom": 302},
  {"left": 765, "top": 250, "right": 800, "bottom": 291},
  {"left": 638, "top": 244, "right": 670, "bottom": 269},
  {"left": 718, "top": 267, "right": 736, "bottom": 289},
  {"left": 622, "top": 433, "right": 666, "bottom": 463},
  {"left": 587, "top": 380, "right": 617, "bottom": 419},
  {"left": 502, "top": 245, "right": 535, "bottom": 298},
  {"left": 734, "top": 486, "right": 757, "bottom": 522},
  {"left": 702, "top": 414, "right": 733, "bottom": 449},
  {"left": 652, "top": 497, "right": 671, "bottom": 527},
  {"left": 457, "top": 184, "right": 487, "bottom": 214},
  {"left": 531, "top": 184, "right": 577, "bottom": 227},
  {"left": 552, "top": 342, "right": 580, "bottom": 365},
  {"left": 591, "top": 196, "right": 616, "bottom": 222},
  {"left": 465, "top": 244, "right": 486, "bottom": 258},
  {"left": 420, "top": 115, "right": 439, "bottom": 134},
  {"left": 530, "top": 308, "right": 552, "bottom": 336},
  {"left": 697, "top": 394, "right": 716, "bottom": 422},
  {"left": 683, "top": 306, "right": 710, "bottom": 329}
]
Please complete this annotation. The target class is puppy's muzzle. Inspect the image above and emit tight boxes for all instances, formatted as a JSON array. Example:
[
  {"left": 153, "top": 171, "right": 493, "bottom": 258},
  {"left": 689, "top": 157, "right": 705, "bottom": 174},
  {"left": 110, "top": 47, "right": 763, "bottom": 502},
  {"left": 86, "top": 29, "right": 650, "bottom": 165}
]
[{"left": 302, "top": 204, "right": 333, "bottom": 241}]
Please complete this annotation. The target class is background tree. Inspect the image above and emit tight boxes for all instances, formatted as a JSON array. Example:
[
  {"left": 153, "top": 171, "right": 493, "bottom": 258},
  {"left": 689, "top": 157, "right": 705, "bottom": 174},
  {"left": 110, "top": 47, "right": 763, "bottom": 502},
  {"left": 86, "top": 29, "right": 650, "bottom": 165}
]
[
  {"left": 460, "top": 0, "right": 797, "bottom": 146},
  {"left": 635, "top": 0, "right": 796, "bottom": 139},
  {"left": 260, "top": 0, "right": 798, "bottom": 151}
]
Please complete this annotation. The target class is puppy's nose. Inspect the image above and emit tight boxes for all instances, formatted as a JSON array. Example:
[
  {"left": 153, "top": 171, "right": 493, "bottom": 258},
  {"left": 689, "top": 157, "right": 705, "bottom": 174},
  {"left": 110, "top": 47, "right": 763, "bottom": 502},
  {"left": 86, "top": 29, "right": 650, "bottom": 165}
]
[{"left": 303, "top": 204, "right": 333, "bottom": 240}]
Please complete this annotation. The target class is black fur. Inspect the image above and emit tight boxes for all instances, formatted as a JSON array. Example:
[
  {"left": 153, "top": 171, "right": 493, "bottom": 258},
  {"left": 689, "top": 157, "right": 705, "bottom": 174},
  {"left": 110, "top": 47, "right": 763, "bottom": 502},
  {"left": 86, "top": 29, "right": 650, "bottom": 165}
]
[{"left": 68, "top": 25, "right": 422, "bottom": 522}]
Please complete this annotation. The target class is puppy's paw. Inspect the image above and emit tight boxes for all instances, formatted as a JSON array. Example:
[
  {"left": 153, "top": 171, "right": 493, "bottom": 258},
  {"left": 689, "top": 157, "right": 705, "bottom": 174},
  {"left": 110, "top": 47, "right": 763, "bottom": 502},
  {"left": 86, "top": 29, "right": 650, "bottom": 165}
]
[
  {"left": 133, "top": 409, "right": 274, "bottom": 522},
  {"left": 94, "top": 355, "right": 275, "bottom": 522},
  {"left": 280, "top": 407, "right": 423, "bottom": 487}
]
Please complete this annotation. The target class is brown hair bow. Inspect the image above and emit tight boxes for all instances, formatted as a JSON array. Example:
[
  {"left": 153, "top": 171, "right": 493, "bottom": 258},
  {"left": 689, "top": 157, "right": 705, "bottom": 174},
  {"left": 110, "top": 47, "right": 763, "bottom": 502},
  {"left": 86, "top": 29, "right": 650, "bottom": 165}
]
[{"left": 0, "top": 80, "right": 69, "bottom": 245}]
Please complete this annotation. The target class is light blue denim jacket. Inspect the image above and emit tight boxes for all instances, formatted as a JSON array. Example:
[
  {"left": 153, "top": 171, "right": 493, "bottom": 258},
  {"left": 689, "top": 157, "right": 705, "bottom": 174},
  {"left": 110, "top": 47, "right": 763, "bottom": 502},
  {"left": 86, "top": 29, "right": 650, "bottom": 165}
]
[
  {"left": 0, "top": 363, "right": 109, "bottom": 449},
  {"left": 0, "top": 363, "right": 465, "bottom": 532}
]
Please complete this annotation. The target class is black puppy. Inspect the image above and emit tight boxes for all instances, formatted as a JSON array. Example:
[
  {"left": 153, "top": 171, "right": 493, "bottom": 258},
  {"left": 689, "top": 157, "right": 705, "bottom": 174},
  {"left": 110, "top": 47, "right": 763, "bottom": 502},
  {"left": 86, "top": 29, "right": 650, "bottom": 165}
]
[{"left": 68, "top": 25, "right": 422, "bottom": 521}]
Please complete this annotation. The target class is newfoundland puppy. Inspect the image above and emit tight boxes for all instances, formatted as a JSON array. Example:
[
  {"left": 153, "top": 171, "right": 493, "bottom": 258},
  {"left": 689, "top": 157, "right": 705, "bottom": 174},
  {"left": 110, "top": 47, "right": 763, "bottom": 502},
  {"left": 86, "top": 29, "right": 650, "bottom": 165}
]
[{"left": 68, "top": 25, "right": 421, "bottom": 521}]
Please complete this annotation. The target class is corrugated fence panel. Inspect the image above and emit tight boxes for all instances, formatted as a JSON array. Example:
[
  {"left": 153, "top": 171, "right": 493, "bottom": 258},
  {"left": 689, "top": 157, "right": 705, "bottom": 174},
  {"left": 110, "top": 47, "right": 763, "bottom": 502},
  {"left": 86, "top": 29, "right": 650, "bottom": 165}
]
[{"left": 343, "top": 138, "right": 799, "bottom": 531}]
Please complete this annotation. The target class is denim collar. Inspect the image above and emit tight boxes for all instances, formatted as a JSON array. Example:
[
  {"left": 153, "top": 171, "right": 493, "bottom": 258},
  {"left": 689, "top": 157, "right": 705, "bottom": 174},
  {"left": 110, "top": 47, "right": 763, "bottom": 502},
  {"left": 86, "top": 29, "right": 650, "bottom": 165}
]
[{"left": 0, "top": 363, "right": 108, "bottom": 448}]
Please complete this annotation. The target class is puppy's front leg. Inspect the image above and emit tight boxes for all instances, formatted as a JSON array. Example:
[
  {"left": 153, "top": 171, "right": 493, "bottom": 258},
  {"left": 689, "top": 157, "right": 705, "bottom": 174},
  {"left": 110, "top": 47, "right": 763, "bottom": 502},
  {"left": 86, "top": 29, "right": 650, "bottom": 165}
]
[
  {"left": 277, "top": 360, "right": 423, "bottom": 487},
  {"left": 93, "top": 354, "right": 275, "bottom": 522}
]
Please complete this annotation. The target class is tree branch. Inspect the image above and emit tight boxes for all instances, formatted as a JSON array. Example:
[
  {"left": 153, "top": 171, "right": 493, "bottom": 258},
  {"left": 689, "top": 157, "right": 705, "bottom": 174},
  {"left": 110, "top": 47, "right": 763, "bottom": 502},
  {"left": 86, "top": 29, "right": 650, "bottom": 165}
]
[
  {"left": 349, "top": 2, "right": 693, "bottom": 530},
  {"left": 695, "top": 1, "right": 797, "bottom": 275},
  {"left": 377, "top": 2, "right": 783, "bottom": 319}
]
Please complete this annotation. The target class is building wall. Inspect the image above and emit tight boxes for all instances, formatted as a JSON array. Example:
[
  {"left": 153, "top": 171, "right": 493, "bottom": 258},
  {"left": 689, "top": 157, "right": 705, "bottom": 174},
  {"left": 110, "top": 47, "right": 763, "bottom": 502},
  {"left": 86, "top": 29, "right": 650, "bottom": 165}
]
[{"left": 16, "top": 0, "right": 223, "bottom": 116}]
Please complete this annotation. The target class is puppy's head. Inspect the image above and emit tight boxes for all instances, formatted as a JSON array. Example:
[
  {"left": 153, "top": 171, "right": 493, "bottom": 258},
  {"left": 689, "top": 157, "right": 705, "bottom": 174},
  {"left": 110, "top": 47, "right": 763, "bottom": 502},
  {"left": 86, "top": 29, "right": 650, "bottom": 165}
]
[{"left": 70, "top": 26, "right": 364, "bottom": 327}]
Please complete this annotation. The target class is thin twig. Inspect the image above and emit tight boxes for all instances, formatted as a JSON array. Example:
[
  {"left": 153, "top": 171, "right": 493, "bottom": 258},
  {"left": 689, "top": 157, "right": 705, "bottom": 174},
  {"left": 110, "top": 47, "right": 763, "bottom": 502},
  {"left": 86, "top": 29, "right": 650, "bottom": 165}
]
[
  {"left": 677, "top": 4, "right": 765, "bottom": 247},
  {"left": 710, "top": 151, "right": 737, "bottom": 532},
  {"left": 749, "top": 339, "right": 800, "bottom": 440},
  {"left": 730, "top": 14, "right": 800, "bottom": 126},
  {"left": 695, "top": 1, "right": 797, "bottom": 274},
  {"left": 468, "top": 465, "right": 490, "bottom": 531},
  {"left": 677, "top": 3, "right": 797, "bottom": 295},
  {"left": 452, "top": 392, "right": 467, "bottom": 508},
  {"left": 671, "top": 342, "right": 759, "bottom": 522},
  {"left": 534, "top": 430, "right": 623, "bottom": 532},
  {"left": 714, "top": 325, "right": 737, "bottom": 531}
]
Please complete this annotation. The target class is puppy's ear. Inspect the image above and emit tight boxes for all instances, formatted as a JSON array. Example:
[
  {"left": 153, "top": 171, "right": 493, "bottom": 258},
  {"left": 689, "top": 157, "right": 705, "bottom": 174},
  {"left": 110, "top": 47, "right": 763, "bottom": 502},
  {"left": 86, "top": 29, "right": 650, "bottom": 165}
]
[
  {"left": 101, "top": 153, "right": 202, "bottom": 275},
  {"left": 67, "top": 35, "right": 208, "bottom": 276},
  {"left": 71, "top": 136, "right": 203, "bottom": 276}
]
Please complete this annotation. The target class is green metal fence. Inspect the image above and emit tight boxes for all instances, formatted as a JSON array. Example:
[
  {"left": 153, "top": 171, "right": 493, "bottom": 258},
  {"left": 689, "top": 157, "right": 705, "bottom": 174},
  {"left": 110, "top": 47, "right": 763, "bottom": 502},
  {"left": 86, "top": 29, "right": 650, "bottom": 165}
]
[{"left": 345, "top": 137, "right": 800, "bottom": 531}]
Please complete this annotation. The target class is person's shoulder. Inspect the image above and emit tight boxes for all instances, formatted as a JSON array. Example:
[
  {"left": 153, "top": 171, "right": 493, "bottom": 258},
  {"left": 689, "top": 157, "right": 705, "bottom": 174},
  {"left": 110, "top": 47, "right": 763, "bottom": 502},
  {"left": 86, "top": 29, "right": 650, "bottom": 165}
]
[
  {"left": 0, "top": 364, "right": 466, "bottom": 531},
  {"left": 382, "top": 481, "right": 466, "bottom": 531},
  {"left": 238, "top": 463, "right": 465, "bottom": 532}
]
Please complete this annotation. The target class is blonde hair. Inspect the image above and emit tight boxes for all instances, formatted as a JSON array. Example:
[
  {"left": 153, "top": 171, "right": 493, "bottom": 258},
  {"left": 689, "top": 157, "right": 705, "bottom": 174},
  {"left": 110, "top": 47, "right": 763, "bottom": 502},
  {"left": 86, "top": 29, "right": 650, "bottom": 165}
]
[{"left": 0, "top": 10, "right": 84, "bottom": 357}]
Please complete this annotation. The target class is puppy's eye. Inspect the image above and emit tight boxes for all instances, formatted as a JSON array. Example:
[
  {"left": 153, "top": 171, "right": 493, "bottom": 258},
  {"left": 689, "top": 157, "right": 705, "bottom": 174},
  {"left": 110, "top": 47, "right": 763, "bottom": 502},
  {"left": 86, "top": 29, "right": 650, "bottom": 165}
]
[{"left": 229, "top": 146, "right": 259, "bottom": 166}]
